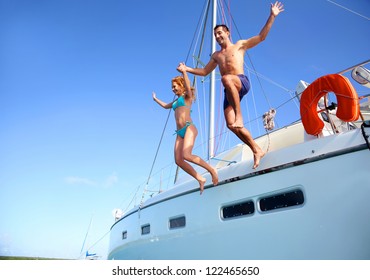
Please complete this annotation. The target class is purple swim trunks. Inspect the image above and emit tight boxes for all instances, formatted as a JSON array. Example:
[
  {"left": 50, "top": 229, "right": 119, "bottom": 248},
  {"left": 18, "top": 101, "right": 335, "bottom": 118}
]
[{"left": 223, "top": 74, "right": 250, "bottom": 110}]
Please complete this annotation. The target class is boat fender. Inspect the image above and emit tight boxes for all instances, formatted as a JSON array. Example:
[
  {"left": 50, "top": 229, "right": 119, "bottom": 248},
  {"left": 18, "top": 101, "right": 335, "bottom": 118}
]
[{"left": 300, "top": 74, "right": 359, "bottom": 136}]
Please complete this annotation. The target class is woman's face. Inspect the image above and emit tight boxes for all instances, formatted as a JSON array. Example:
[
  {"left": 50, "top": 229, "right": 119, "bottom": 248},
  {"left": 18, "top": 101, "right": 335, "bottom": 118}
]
[{"left": 172, "top": 82, "right": 183, "bottom": 95}]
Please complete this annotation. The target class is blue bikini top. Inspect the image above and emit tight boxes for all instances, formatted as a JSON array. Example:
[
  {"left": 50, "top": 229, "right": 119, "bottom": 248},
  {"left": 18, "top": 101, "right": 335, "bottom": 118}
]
[{"left": 172, "top": 95, "right": 187, "bottom": 111}]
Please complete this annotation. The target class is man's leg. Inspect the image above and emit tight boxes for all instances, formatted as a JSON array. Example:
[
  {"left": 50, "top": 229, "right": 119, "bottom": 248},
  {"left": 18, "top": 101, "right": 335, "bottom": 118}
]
[
  {"left": 221, "top": 74, "right": 244, "bottom": 128},
  {"left": 224, "top": 106, "right": 265, "bottom": 169}
]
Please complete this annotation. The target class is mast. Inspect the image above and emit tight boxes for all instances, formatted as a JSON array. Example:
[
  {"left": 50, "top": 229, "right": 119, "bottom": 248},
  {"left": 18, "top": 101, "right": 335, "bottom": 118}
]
[{"left": 208, "top": 0, "right": 217, "bottom": 159}]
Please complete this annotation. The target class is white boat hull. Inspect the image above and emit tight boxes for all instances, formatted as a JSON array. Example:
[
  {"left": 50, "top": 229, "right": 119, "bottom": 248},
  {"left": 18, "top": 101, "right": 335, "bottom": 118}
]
[{"left": 108, "top": 125, "right": 370, "bottom": 259}]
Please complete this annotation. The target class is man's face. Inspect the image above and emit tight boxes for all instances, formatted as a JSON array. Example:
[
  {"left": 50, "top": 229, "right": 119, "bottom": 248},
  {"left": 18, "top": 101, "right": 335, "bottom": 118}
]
[{"left": 214, "top": 27, "right": 229, "bottom": 45}]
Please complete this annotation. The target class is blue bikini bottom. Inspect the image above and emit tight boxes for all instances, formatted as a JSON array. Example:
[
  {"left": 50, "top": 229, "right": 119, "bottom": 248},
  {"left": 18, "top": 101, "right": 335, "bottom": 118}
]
[{"left": 175, "top": 121, "right": 193, "bottom": 138}]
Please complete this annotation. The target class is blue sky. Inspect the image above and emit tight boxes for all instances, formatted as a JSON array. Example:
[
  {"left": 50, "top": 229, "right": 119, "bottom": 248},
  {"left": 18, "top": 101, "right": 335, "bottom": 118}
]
[{"left": 0, "top": 0, "right": 369, "bottom": 259}]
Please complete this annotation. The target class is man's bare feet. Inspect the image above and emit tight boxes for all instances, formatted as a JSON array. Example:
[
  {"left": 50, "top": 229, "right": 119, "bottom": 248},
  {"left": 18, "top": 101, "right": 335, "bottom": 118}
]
[
  {"left": 199, "top": 177, "right": 206, "bottom": 194},
  {"left": 253, "top": 150, "right": 266, "bottom": 169},
  {"left": 210, "top": 167, "right": 219, "bottom": 186}
]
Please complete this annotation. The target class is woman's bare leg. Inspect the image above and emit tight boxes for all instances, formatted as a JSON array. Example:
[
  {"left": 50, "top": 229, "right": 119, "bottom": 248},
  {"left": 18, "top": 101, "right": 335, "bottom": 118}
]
[
  {"left": 182, "top": 126, "right": 218, "bottom": 186},
  {"left": 174, "top": 136, "right": 207, "bottom": 194}
]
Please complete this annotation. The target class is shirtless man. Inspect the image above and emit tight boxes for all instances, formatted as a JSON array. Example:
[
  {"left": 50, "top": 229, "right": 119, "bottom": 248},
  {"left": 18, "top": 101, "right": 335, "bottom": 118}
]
[{"left": 180, "top": 2, "right": 284, "bottom": 169}]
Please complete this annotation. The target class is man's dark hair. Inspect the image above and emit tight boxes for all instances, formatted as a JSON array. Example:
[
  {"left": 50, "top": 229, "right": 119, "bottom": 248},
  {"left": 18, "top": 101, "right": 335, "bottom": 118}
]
[{"left": 214, "top": 24, "right": 229, "bottom": 32}]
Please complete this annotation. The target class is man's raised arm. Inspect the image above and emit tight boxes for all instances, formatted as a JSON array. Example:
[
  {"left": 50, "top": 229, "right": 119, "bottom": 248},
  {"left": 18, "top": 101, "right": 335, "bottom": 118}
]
[
  {"left": 179, "top": 57, "right": 218, "bottom": 77},
  {"left": 240, "top": 1, "right": 284, "bottom": 50}
]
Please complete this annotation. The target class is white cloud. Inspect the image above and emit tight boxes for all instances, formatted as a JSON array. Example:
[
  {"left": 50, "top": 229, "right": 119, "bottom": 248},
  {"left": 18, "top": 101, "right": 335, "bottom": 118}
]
[
  {"left": 65, "top": 176, "right": 97, "bottom": 186},
  {"left": 65, "top": 173, "right": 118, "bottom": 188},
  {"left": 103, "top": 172, "right": 118, "bottom": 188}
]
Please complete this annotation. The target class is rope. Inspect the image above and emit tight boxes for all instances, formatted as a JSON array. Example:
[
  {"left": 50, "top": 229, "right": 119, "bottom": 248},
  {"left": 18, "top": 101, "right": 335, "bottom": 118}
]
[
  {"left": 205, "top": 0, "right": 232, "bottom": 156},
  {"left": 212, "top": 157, "right": 236, "bottom": 165},
  {"left": 219, "top": 0, "right": 272, "bottom": 110},
  {"left": 326, "top": 0, "right": 370, "bottom": 21},
  {"left": 146, "top": 0, "right": 211, "bottom": 187},
  {"left": 173, "top": 0, "right": 212, "bottom": 184},
  {"left": 145, "top": 105, "right": 172, "bottom": 186},
  {"left": 184, "top": 0, "right": 211, "bottom": 64},
  {"left": 219, "top": 0, "right": 301, "bottom": 140},
  {"left": 77, "top": 230, "right": 110, "bottom": 259},
  {"left": 192, "top": 0, "right": 211, "bottom": 157},
  {"left": 214, "top": 81, "right": 227, "bottom": 155}
]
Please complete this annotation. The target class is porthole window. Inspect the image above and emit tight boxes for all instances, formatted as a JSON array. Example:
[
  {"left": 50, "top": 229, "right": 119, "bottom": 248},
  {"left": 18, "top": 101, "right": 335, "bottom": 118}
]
[
  {"left": 169, "top": 216, "right": 186, "bottom": 229},
  {"left": 222, "top": 200, "right": 255, "bottom": 220},
  {"left": 122, "top": 231, "right": 127, "bottom": 239},
  {"left": 141, "top": 224, "right": 150, "bottom": 235},
  {"left": 259, "top": 189, "right": 304, "bottom": 212}
]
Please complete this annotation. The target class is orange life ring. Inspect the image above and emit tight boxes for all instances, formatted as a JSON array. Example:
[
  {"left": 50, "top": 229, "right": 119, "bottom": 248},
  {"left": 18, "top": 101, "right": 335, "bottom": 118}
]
[{"left": 300, "top": 74, "right": 359, "bottom": 136}]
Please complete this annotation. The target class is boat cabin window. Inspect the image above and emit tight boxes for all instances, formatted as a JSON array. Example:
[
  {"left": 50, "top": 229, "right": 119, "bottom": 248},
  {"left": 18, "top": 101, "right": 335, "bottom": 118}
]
[
  {"left": 221, "top": 200, "right": 255, "bottom": 220},
  {"left": 141, "top": 224, "right": 150, "bottom": 235},
  {"left": 169, "top": 216, "right": 186, "bottom": 229},
  {"left": 259, "top": 189, "right": 304, "bottom": 212},
  {"left": 122, "top": 231, "right": 127, "bottom": 239}
]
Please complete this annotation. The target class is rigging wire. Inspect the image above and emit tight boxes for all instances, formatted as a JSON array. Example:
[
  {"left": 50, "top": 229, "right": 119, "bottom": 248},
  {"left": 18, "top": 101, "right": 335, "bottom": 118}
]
[
  {"left": 85, "top": 0, "right": 302, "bottom": 258},
  {"left": 327, "top": 0, "right": 370, "bottom": 21},
  {"left": 185, "top": 0, "right": 212, "bottom": 64},
  {"left": 220, "top": 0, "right": 273, "bottom": 110},
  {"left": 145, "top": 105, "right": 172, "bottom": 186},
  {"left": 146, "top": 0, "right": 211, "bottom": 187},
  {"left": 79, "top": 214, "right": 93, "bottom": 256},
  {"left": 77, "top": 230, "right": 110, "bottom": 260},
  {"left": 194, "top": 0, "right": 212, "bottom": 159},
  {"left": 174, "top": 0, "right": 212, "bottom": 183},
  {"left": 94, "top": 2, "right": 369, "bottom": 254},
  {"left": 218, "top": 0, "right": 303, "bottom": 139},
  {"left": 214, "top": 0, "right": 298, "bottom": 153}
]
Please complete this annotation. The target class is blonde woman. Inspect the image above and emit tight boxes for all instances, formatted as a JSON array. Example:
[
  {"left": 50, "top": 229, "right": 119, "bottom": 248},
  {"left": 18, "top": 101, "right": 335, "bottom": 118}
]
[{"left": 152, "top": 63, "right": 218, "bottom": 194}]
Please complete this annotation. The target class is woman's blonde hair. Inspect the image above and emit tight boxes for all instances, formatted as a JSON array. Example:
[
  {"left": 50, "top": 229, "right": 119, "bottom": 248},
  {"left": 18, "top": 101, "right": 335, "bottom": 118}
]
[{"left": 172, "top": 76, "right": 196, "bottom": 101}]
